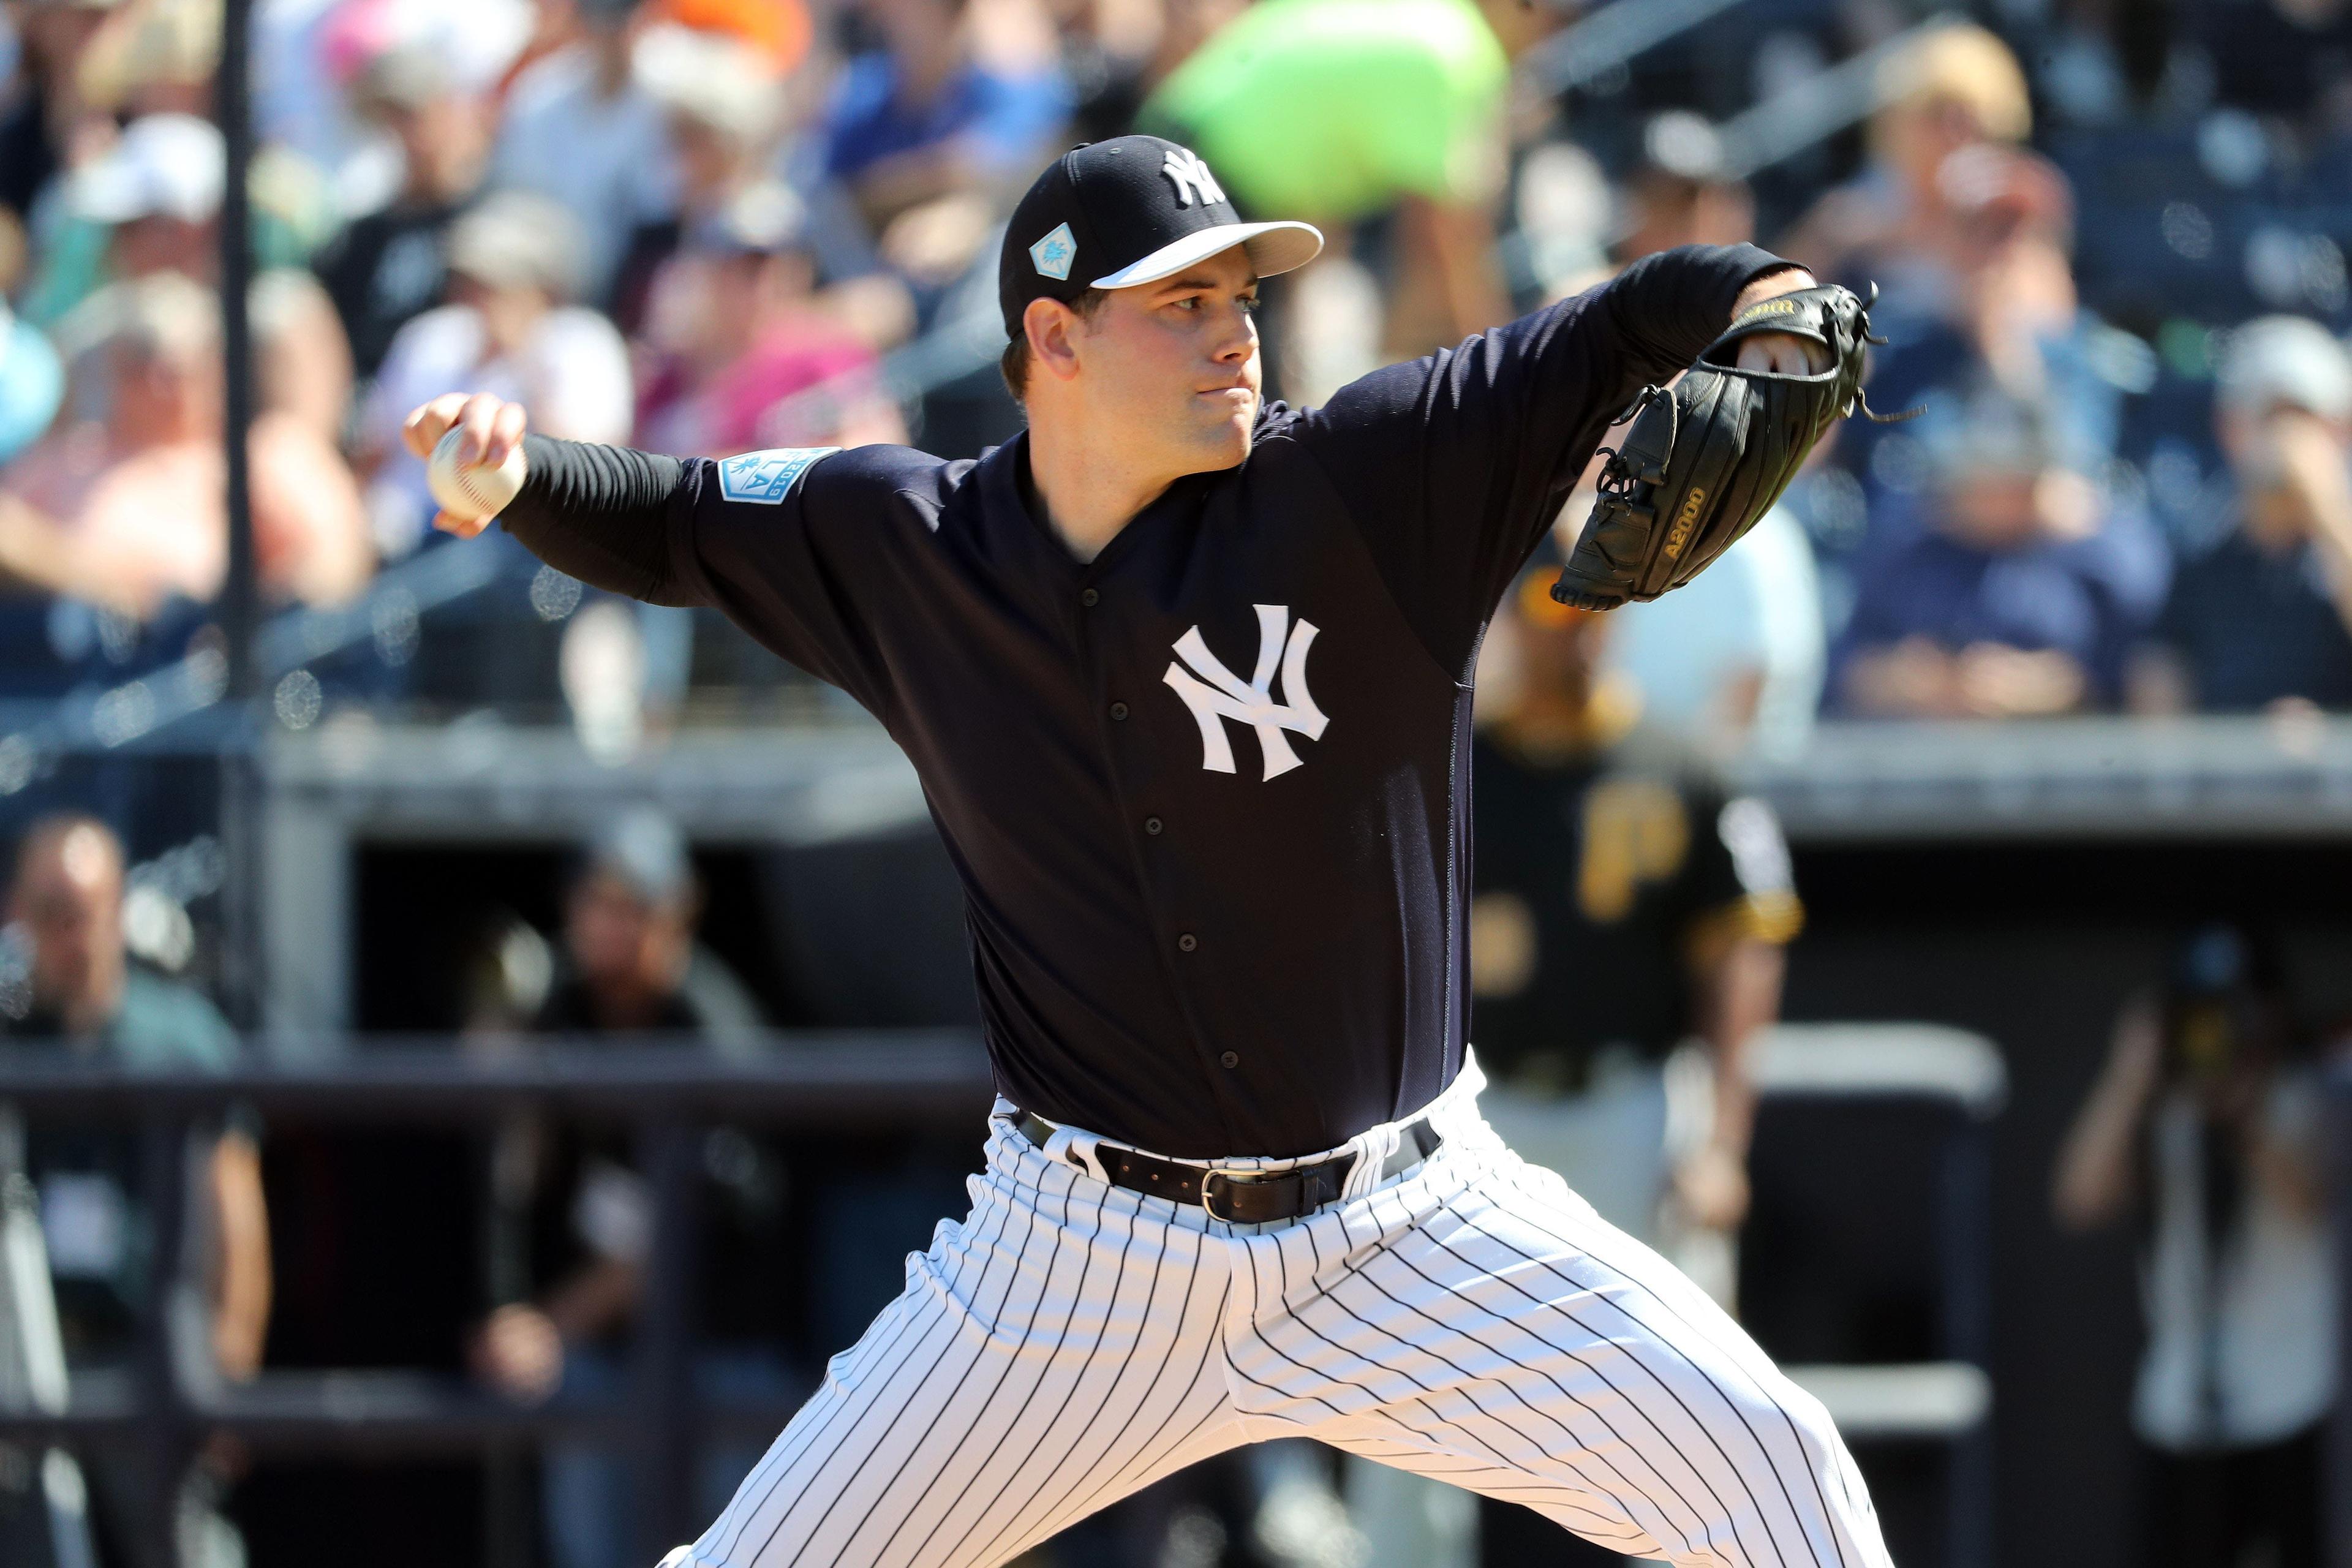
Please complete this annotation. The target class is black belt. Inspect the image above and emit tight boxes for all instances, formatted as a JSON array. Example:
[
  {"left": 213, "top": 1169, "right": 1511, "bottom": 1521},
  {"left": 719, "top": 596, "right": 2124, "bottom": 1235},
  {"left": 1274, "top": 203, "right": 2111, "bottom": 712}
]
[{"left": 1015, "top": 1110, "right": 1442, "bottom": 1224}]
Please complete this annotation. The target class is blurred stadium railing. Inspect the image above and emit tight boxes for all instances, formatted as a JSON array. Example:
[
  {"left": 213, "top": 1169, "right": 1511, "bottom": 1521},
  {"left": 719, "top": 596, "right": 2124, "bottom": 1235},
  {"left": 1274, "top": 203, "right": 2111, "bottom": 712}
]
[
  {"left": 1751, "top": 1024, "right": 2003, "bottom": 1568},
  {"left": 0, "top": 1029, "right": 2009, "bottom": 1567},
  {"left": 0, "top": 1039, "right": 993, "bottom": 1567}
]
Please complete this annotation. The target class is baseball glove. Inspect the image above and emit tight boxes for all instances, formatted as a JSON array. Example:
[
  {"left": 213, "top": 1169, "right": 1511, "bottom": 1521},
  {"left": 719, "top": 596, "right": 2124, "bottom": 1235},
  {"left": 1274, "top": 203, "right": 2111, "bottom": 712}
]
[{"left": 1550, "top": 283, "right": 1915, "bottom": 612}]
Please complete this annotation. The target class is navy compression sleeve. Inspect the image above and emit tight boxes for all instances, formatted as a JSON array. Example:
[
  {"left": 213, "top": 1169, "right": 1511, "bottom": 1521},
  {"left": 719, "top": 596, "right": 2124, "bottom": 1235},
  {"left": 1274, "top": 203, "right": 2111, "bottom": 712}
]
[{"left": 496, "top": 435, "right": 699, "bottom": 608}]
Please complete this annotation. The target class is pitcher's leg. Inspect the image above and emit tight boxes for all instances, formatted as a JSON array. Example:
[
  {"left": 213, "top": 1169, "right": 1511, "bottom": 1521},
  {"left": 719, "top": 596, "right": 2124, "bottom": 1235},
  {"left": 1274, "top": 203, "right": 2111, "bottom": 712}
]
[
  {"left": 1271, "top": 1157, "right": 1890, "bottom": 1568},
  {"left": 679, "top": 1152, "right": 1248, "bottom": 1568},
  {"left": 1340, "top": 1063, "right": 1678, "bottom": 1566}
]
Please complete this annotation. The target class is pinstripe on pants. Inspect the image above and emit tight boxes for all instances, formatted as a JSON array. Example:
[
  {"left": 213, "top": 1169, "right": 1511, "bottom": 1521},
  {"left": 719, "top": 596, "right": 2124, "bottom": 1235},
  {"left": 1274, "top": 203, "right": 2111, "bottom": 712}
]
[{"left": 674, "top": 1060, "right": 1894, "bottom": 1568}]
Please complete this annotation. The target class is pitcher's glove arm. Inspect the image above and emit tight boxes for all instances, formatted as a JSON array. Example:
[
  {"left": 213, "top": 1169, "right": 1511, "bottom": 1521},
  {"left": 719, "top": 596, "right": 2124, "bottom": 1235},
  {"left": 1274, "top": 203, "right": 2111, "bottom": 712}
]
[{"left": 1552, "top": 283, "right": 1917, "bottom": 612}]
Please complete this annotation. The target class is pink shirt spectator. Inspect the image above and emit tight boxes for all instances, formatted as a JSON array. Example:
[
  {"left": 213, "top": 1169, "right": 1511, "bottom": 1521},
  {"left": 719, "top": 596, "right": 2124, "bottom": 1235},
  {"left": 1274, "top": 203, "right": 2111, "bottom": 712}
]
[{"left": 636, "top": 319, "right": 885, "bottom": 458}]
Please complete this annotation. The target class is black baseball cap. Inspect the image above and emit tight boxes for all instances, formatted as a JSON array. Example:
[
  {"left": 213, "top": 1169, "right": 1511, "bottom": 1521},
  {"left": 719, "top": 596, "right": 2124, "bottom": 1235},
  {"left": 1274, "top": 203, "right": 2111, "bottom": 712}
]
[{"left": 998, "top": 135, "right": 1322, "bottom": 337}]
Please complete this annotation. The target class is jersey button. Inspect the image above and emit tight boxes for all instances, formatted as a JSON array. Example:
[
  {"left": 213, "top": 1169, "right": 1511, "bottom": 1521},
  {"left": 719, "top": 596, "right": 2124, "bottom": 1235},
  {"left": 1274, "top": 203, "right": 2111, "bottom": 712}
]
[
  {"left": 1144, "top": 816, "right": 1163, "bottom": 835},
  {"left": 1109, "top": 702, "right": 1128, "bottom": 721},
  {"left": 1080, "top": 588, "right": 1099, "bottom": 607},
  {"left": 1178, "top": 933, "right": 1197, "bottom": 952},
  {"left": 1219, "top": 1051, "right": 1240, "bottom": 1070}
]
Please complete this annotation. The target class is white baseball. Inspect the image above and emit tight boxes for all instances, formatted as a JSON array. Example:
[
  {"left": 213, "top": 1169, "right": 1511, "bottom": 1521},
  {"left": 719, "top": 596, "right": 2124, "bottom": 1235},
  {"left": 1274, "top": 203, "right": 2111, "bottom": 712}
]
[{"left": 428, "top": 426, "right": 528, "bottom": 522}]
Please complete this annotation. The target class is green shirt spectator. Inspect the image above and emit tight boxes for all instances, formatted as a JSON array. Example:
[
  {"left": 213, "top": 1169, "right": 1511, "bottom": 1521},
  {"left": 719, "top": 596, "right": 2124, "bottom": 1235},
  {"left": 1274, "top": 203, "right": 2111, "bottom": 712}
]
[{"left": 1142, "top": 0, "right": 1509, "bottom": 223}]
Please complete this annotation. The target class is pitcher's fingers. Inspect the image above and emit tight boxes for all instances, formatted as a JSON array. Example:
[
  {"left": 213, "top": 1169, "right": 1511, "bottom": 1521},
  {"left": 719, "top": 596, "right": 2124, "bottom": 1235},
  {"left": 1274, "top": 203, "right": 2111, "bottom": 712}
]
[
  {"left": 432, "top": 509, "right": 491, "bottom": 539},
  {"left": 454, "top": 394, "right": 507, "bottom": 464},
  {"left": 483, "top": 401, "right": 528, "bottom": 467},
  {"left": 401, "top": 392, "right": 472, "bottom": 459}
]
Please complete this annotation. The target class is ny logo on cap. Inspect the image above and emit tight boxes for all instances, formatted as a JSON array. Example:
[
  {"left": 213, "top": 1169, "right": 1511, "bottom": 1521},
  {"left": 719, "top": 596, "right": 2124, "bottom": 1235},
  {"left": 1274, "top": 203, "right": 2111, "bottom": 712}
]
[
  {"left": 1161, "top": 148, "right": 1226, "bottom": 209},
  {"left": 1030, "top": 222, "right": 1077, "bottom": 281},
  {"left": 1163, "top": 605, "right": 1327, "bottom": 780}
]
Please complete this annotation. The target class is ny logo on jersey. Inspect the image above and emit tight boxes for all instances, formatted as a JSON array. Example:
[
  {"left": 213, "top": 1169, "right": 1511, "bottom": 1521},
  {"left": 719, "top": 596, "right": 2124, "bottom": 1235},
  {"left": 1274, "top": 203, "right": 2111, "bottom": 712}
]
[
  {"left": 1161, "top": 148, "right": 1226, "bottom": 209},
  {"left": 1163, "top": 605, "right": 1328, "bottom": 780}
]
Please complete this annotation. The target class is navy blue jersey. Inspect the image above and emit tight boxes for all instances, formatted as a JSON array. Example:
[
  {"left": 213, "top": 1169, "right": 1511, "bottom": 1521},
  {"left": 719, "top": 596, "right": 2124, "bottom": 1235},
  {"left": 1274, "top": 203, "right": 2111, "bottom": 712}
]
[{"left": 504, "top": 243, "right": 1783, "bottom": 1156}]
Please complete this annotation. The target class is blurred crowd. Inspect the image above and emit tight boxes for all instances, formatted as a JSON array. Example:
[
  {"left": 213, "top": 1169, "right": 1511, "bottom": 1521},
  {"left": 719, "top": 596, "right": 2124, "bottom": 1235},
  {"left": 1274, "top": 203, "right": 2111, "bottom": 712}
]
[
  {"left": 1, "top": 0, "right": 2351, "bottom": 1564},
  {"left": 0, "top": 0, "right": 2341, "bottom": 745}
]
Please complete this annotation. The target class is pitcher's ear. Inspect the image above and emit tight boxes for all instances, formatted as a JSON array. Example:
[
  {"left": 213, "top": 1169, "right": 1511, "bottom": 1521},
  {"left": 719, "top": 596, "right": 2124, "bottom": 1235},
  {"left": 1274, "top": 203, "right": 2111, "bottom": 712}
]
[{"left": 1027, "top": 298, "right": 1086, "bottom": 384}]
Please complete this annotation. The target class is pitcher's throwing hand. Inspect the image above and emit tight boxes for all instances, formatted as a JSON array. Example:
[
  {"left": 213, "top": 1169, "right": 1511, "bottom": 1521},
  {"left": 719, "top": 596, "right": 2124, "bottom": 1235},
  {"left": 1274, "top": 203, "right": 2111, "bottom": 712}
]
[{"left": 402, "top": 391, "right": 530, "bottom": 538}]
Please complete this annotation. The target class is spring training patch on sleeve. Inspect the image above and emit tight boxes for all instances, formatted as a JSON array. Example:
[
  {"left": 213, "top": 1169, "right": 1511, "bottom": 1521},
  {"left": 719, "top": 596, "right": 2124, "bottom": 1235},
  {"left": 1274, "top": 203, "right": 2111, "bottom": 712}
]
[{"left": 717, "top": 448, "right": 843, "bottom": 505}]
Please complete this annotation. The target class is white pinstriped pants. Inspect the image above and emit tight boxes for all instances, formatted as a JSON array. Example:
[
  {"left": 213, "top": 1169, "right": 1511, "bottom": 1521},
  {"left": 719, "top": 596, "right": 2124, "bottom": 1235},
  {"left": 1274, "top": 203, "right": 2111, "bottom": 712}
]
[{"left": 674, "top": 1060, "right": 1893, "bottom": 1568}]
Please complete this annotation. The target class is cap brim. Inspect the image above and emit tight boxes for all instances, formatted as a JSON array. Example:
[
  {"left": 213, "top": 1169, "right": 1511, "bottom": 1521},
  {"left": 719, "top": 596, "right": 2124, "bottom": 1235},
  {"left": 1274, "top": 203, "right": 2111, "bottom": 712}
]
[{"left": 1088, "top": 220, "right": 1324, "bottom": 290}]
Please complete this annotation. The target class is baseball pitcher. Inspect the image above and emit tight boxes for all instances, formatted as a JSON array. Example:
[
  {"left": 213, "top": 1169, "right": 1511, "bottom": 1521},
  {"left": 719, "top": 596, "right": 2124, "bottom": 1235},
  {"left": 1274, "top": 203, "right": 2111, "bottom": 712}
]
[{"left": 405, "top": 135, "right": 1896, "bottom": 1568}]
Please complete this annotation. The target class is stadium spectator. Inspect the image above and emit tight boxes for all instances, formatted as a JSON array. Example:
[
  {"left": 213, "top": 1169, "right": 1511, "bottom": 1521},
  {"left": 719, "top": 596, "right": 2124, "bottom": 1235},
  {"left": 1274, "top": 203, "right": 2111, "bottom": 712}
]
[
  {"left": 29, "top": 110, "right": 225, "bottom": 327},
  {"left": 247, "top": 258, "right": 356, "bottom": 444},
  {"left": 1841, "top": 146, "right": 2140, "bottom": 498},
  {"left": 0, "top": 0, "right": 119, "bottom": 222},
  {"left": 1781, "top": 23, "right": 2034, "bottom": 317},
  {"left": 1053, "top": 0, "right": 1245, "bottom": 143},
  {"left": 1823, "top": 144, "right": 2155, "bottom": 618},
  {"left": 489, "top": 0, "right": 679, "bottom": 309},
  {"left": 644, "top": 0, "right": 813, "bottom": 73},
  {"left": 2131, "top": 316, "right": 2352, "bottom": 712},
  {"left": 819, "top": 0, "right": 1073, "bottom": 288},
  {"left": 1825, "top": 144, "right": 2171, "bottom": 718},
  {"left": 0, "top": 271, "right": 372, "bottom": 619},
  {"left": 74, "top": 0, "right": 222, "bottom": 119},
  {"left": 1615, "top": 111, "right": 1755, "bottom": 266},
  {"left": 1605, "top": 478, "right": 1827, "bottom": 760},
  {"left": 1469, "top": 565, "right": 1796, "bottom": 1268},
  {"left": 356, "top": 192, "right": 632, "bottom": 559},
  {"left": 56, "top": 0, "right": 343, "bottom": 286},
  {"left": 312, "top": 42, "right": 499, "bottom": 381},
  {"left": 2054, "top": 925, "right": 2333, "bottom": 1568},
  {"left": 606, "top": 25, "right": 789, "bottom": 334},
  {"left": 467, "top": 810, "right": 782, "bottom": 1568},
  {"left": 1142, "top": 0, "right": 1511, "bottom": 364},
  {"left": 527, "top": 811, "right": 764, "bottom": 1039},
  {"left": 0, "top": 812, "right": 270, "bottom": 1560},
  {"left": 1830, "top": 389, "right": 2169, "bottom": 717},
  {"left": 635, "top": 181, "right": 908, "bottom": 456},
  {"left": 32, "top": 113, "right": 353, "bottom": 441}
]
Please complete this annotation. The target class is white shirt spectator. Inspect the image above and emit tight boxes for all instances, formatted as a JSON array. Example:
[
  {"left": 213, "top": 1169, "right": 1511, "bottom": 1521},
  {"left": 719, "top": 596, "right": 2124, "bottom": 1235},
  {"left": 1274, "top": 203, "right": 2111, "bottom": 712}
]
[
  {"left": 360, "top": 303, "right": 632, "bottom": 557},
  {"left": 2132, "top": 1074, "right": 2336, "bottom": 1450},
  {"left": 491, "top": 45, "right": 679, "bottom": 305},
  {"left": 1608, "top": 506, "right": 1826, "bottom": 760}
]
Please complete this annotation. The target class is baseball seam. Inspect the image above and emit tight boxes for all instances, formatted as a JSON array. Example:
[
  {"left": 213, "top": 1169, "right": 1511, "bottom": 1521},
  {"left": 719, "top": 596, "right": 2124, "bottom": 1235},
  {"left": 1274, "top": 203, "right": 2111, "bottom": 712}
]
[
  {"left": 457, "top": 465, "right": 499, "bottom": 517},
  {"left": 442, "top": 447, "right": 517, "bottom": 520}
]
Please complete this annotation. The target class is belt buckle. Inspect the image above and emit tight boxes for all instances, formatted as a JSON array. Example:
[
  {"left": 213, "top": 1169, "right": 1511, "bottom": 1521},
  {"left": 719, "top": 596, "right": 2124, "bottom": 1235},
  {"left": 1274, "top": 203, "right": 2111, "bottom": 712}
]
[{"left": 1202, "top": 1166, "right": 1263, "bottom": 1224}]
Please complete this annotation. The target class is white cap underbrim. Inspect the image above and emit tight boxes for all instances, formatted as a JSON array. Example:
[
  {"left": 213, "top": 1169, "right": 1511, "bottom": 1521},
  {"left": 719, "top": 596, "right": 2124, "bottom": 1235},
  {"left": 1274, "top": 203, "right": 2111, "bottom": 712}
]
[
  {"left": 1088, "top": 220, "right": 1325, "bottom": 290},
  {"left": 69, "top": 114, "right": 224, "bottom": 225}
]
